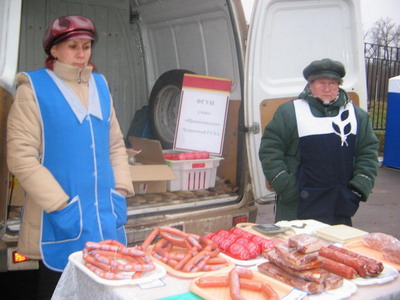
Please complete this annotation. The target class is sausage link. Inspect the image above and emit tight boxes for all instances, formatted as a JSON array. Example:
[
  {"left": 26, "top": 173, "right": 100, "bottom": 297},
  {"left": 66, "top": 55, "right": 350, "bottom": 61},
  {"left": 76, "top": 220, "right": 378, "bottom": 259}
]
[
  {"left": 182, "top": 250, "right": 210, "bottom": 272},
  {"left": 199, "top": 237, "right": 220, "bottom": 257},
  {"left": 159, "top": 231, "right": 188, "bottom": 248},
  {"left": 319, "top": 247, "right": 368, "bottom": 277},
  {"left": 201, "top": 263, "right": 227, "bottom": 271},
  {"left": 159, "top": 226, "right": 188, "bottom": 238},
  {"left": 152, "top": 245, "right": 169, "bottom": 262},
  {"left": 328, "top": 245, "right": 384, "bottom": 275},
  {"left": 197, "top": 275, "right": 229, "bottom": 288},
  {"left": 320, "top": 256, "right": 358, "bottom": 279},
  {"left": 174, "top": 251, "right": 195, "bottom": 271},
  {"left": 141, "top": 228, "right": 160, "bottom": 250},
  {"left": 187, "top": 234, "right": 203, "bottom": 251},
  {"left": 206, "top": 257, "right": 227, "bottom": 265},
  {"left": 167, "top": 251, "right": 186, "bottom": 261},
  {"left": 261, "top": 282, "right": 279, "bottom": 300},
  {"left": 229, "top": 269, "right": 244, "bottom": 300},
  {"left": 190, "top": 253, "right": 210, "bottom": 272},
  {"left": 238, "top": 278, "right": 262, "bottom": 291},
  {"left": 167, "top": 258, "right": 179, "bottom": 268},
  {"left": 236, "top": 268, "right": 253, "bottom": 279}
]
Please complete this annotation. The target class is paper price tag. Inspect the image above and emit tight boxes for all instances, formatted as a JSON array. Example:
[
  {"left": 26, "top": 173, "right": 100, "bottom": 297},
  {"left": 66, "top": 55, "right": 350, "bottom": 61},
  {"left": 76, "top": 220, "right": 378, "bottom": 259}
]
[
  {"left": 281, "top": 288, "right": 308, "bottom": 300},
  {"left": 138, "top": 278, "right": 166, "bottom": 289}
]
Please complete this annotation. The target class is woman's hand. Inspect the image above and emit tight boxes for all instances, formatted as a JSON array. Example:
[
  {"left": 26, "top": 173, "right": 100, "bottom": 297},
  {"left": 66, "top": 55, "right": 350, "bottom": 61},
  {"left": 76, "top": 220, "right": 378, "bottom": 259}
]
[
  {"left": 116, "top": 188, "right": 128, "bottom": 197},
  {"left": 56, "top": 202, "right": 68, "bottom": 211}
]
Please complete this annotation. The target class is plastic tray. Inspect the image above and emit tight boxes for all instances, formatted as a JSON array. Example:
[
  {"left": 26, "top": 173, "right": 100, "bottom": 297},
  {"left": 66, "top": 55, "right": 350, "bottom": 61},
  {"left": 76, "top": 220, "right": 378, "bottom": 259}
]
[{"left": 68, "top": 251, "right": 166, "bottom": 286}]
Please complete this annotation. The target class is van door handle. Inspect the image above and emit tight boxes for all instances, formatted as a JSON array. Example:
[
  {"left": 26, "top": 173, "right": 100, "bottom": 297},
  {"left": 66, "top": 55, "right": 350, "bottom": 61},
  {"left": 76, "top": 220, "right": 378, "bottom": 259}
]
[{"left": 242, "top": 122, "right": 260, "bottom": 134}]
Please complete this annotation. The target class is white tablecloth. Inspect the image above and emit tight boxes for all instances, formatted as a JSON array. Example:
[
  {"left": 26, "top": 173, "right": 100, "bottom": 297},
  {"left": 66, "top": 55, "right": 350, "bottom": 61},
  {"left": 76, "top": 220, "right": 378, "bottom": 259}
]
[
  {"left": 52, "top": 261, "right": 191, "bottom": 300},
  {"left": 52, "top": 261, "right": 400, "bottom": 300}
]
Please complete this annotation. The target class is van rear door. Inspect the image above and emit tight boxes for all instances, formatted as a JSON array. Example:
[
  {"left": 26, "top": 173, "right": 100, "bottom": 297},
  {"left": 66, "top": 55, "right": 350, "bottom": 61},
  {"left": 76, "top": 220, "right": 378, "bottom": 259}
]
[
  {"left": 245, "top": 0, "right": 367, "bottom": 202},
  {"left": 0, "top": 0, "right": 21, "bottom": 94},
  {"left": 1, "top": 0, "right": 22, "bottom": 231}
]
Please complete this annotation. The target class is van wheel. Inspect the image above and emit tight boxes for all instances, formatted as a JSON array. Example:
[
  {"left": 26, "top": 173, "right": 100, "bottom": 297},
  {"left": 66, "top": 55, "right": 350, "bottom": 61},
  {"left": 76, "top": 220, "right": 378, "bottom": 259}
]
[{"left": 149, "top": 69, "right": 195, "bottom": 149}]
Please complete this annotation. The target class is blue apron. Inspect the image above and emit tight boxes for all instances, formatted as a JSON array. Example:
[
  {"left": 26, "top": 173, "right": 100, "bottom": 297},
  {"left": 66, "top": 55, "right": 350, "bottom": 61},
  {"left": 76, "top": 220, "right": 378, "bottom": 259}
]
[
  {"left": 26, "top": 68, "right": 127, "bottom": 271},
  {"left": 294, "top": 99, "right": 359, "bottom": 225}
]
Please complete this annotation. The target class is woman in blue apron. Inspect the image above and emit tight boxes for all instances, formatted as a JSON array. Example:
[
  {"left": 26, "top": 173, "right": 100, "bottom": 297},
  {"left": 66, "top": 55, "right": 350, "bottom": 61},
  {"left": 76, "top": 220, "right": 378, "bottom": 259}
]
[
  {"left": 7, "top": 15, "right": 134, "bottom": 298},
  {"left": 259, "top": 58, "right": 379, "bottom": 225}
]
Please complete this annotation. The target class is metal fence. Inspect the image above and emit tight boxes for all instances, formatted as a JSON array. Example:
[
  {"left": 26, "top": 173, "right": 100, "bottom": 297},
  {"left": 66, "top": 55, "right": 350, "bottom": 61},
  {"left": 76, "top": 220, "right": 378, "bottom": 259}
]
[{"left": 365, "top": 43, "right": 400, "bottom": 130}]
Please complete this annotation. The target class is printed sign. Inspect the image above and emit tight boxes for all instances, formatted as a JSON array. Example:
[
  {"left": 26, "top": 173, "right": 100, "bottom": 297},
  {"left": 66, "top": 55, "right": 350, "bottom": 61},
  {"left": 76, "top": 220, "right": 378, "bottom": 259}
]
[{"left": 173, "top": 74, "right": 232, "bottom": 155}]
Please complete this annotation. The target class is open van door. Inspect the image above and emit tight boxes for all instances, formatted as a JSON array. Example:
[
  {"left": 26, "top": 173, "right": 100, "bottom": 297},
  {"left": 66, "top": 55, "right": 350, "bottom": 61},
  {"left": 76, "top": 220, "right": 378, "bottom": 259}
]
[
  {"left": 0, "top": 0, "right": 33, "bottom": 271},
  {"left": 0, "top": 0, "right": 21, "bottom": 94},
  {"left": 244, "top": 0, "right": 367, "bottom": 203},
  {"left": 1, "top": 0, "right": 22, "bottom": 227}
]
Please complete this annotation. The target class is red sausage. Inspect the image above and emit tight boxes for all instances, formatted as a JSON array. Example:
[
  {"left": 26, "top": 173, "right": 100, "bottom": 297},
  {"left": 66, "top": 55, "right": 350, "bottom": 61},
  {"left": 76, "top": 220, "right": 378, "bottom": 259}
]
[
  {"left": 166, "top": 258, "right": 179, "bottom": 268},
  {"left": 167, "top": 251, "right": 185, "bottom": 261},
  {"left": 182, "top": 250, "right": 210, "bottom": 272},
  {"left": 153, "top": 244, "right": 169, "bottom": 259},
  {"left": 141, "top": 228, "right": 159, "bottom": 250},
  {"left": 151, "top": 251, "right": 164, "bottom": 262},
  {"left": 328, "top": 245, "right": 384, "bottom": 276},
  {"left": 159, "top": 226, "right": 188, "bottom": 237},
  {"left": 99, "top": 239, "right": 126, "bottom": 248},
  {"left": 236, "top": 268, "right": 253, "bottom": 279},
  {"left": 261, "top": 282, "right": 279, "bottom": 300},
  {"left": 83, "top": 253, "right": 112, "bottom": 272},
  {"left": 229, "top": 269, "right": 245, "bottom": 300},
  {"left": 199, "top": 237, "right": 220, "bottom": 257},
  {"left": 174, "top": 251, "right": 194, "bottom": 271},
  {"left": 319, "top": 247, "right": 368, "bottom": 277},
  {"left": 320, "top": 256, "right": 358, "bottom": 279},
  {"left": 159, "top": 231, "right": 188, "bottom": 248},
  {"left": 197, "top": 275, "right": 229, "bottom": 288},
  {"left": 201, "top": 263, "right": 227, "bottom": 271},
  {"left": 238, "top": 278, "right": 262, "bottom": 291},
  {"left": 187, "top": 234, "right": 202, "bottom": 251},
  {"left": 207, "top": 257, "right": 227, "bottom": 265},
  {"left": 190, "top": 253, "right": 210, "bottom": 272}
]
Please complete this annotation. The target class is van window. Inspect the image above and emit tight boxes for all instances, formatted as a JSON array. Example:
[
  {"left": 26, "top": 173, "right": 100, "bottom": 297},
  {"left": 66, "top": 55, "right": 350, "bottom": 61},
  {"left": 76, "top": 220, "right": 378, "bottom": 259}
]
[{"left": 251, "top": 0, "right": 364, "bottom": 95}]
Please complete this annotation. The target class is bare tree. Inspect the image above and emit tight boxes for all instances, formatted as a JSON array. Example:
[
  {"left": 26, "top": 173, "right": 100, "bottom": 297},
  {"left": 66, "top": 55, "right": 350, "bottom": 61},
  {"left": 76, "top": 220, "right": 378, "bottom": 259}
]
[
  {"left": 366, "top": 17, "right": 400, "bottom": 47},
  {"left": 394, "top": 25, "right": 400, "bottom": 47}
]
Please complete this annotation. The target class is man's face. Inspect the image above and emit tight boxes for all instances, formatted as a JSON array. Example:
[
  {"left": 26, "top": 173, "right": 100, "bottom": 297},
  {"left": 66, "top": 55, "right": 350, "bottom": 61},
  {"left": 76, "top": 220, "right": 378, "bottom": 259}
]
[{"left": 308, "top": 78, "right": 340, "bottom": 102}]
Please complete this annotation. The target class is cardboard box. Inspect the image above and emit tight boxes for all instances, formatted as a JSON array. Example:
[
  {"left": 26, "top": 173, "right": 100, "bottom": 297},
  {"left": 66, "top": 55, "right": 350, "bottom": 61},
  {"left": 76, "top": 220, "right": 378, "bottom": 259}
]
[{"left": 129, "top": 137, "right": 176, "bottom": 194}]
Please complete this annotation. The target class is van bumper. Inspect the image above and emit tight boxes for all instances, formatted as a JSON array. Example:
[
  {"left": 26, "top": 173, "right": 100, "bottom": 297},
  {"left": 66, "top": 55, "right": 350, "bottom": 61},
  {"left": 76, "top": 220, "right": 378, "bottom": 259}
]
[{"left": 0, "top": 240, "right": 38, "bottom": 272}]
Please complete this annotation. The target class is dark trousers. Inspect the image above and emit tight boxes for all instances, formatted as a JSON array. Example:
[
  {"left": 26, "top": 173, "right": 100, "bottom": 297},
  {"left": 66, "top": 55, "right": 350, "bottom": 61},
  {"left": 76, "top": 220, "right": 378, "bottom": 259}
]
[
  {"left": 331, "top": 216, "right": 352, "bottom": 226},
  {"left": 38, "top": 261, "right": 62, "bottom": 300},
  {"left": 0, "top": 261, "right": 61, "bottom": 300}
]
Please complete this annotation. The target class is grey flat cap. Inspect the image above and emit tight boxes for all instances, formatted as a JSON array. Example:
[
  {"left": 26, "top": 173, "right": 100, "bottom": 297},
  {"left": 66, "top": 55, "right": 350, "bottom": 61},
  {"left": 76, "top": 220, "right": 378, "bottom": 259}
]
[{"left": 303, "top": 58, "right": 346, "bottom": 81}]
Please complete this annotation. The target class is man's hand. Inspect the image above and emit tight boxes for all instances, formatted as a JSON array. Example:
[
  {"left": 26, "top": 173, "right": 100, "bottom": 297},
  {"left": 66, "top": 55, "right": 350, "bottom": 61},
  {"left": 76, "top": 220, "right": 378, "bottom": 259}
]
[{"left": 265, "top": 180, "right": 275, "bottom": 192}]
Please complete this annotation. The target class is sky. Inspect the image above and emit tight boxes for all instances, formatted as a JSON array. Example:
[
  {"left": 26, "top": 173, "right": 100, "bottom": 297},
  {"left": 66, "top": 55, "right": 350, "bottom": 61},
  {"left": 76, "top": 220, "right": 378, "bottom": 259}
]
[
  {"left": 360, "top": 0, "right": 400, "bottom": 32},
  {"left": 241, "top": 0, "right": 400, "bottom": 34}
]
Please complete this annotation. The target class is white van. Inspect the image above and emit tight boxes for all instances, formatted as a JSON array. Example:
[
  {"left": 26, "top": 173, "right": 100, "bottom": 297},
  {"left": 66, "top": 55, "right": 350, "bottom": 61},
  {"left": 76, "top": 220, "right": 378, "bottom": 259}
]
[{"left": 0, "top": 0, "right": 366, "bottom": 271}]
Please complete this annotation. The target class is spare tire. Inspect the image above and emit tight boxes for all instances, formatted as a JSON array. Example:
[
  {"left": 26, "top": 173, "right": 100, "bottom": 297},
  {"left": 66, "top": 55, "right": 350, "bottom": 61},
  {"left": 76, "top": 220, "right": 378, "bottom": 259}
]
[{"left": 149, "top": 69, "right": 195, "bottom": 149}]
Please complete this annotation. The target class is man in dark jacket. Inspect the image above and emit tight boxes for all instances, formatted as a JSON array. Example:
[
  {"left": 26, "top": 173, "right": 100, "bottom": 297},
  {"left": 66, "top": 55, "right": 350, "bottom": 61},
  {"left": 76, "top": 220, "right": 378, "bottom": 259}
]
[{"left": 259, "top": 58, "right": 379, "bottom": 226}]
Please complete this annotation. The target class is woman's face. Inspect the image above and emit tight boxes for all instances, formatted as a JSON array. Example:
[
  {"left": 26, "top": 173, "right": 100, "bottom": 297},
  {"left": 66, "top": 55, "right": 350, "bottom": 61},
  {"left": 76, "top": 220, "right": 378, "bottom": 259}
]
[
  {"left": 50, "top": 38, "right": 92, "bottom": 71},
  {"left": 308, "top": 78, "right": 340, "bottom": 102}
]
